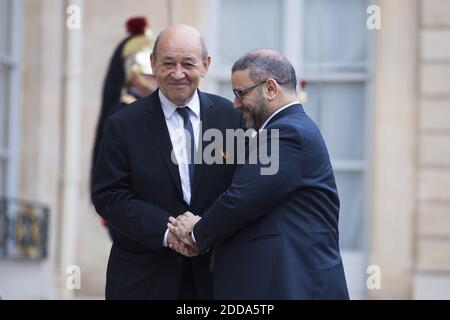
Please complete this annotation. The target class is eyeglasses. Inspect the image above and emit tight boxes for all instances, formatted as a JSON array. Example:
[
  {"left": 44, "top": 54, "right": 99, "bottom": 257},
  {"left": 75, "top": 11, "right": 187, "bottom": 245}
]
[
  {"left": 232, "top": 81, "right": 266, "bottom": 99},
  {"left": 232, "top": 78, "right": 285, "bottom": 99}
]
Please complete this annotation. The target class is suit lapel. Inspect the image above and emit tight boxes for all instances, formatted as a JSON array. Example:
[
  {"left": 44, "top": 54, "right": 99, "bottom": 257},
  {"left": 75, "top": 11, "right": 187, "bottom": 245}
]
[
  {"left": 191, "top": 91, "right": 216, "bottom": 204},
  {"left": 145, "top": 90, "right": 183, "bottom": 198}
]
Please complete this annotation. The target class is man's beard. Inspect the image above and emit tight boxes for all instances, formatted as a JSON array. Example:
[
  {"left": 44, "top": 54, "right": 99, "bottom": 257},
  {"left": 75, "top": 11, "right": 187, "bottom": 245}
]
[{"left": 242, "top": 95, "right": 271, "bottom": 130}]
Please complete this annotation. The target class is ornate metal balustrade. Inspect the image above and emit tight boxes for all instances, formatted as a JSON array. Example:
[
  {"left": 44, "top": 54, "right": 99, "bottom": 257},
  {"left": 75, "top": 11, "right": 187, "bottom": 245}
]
[{"left": 0, "top": 197, "right": 49, "bottom": 260}]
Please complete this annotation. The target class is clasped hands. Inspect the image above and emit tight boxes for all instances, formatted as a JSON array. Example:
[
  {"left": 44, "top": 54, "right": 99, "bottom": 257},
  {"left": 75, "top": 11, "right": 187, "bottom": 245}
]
[{"left": 167, "top": 211, "right": 201, "bottom": 257}]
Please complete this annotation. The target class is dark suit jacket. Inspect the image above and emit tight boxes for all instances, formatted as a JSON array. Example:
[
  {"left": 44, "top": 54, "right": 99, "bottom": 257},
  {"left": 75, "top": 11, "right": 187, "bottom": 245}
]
[
  {"left": 91, "top": 89, "right": 242, "bottom": 299},
  {"left": 194, "top": 104, "right": 349, "bottom": 300}
]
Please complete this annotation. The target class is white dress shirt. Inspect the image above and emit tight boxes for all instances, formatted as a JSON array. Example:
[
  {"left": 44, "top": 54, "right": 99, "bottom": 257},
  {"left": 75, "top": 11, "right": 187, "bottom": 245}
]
[{"left": 160, "top": 90, "right": 201, "bottom": 246}]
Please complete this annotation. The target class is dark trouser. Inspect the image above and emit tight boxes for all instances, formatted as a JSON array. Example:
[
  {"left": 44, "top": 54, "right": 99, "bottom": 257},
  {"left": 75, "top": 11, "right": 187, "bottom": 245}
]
[{"left": 177, "top": 262, "right": 198, "bottom": 300}]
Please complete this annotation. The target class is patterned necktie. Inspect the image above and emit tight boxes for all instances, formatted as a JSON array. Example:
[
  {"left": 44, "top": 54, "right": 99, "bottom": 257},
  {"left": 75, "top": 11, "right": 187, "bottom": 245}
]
[{"left": 176, "top": 106, "right": 195, "bottom": 190}]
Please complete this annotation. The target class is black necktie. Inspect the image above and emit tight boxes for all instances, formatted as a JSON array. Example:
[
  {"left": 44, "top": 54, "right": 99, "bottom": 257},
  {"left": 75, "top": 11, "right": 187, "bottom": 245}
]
[{"left": 176, "top": 107, "right": 195, "bottom": 190}]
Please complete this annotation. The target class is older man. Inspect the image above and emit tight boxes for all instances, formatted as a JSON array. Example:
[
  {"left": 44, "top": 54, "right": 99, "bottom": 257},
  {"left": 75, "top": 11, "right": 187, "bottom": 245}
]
[
  {"left": 91, "top": 24, "right": 241, "bottom": 299},
  {"left": 169, "top": 49, "right": 349, "bottom": 300}
]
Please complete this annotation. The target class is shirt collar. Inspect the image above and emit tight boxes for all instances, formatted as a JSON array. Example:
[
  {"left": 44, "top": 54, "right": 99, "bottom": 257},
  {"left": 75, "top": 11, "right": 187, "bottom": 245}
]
[
  {"left": 259, "top": 101, "right": 298, "bottom": 131},
  {"left": 159, "top": 89, "right": 200, "bottom": 120}
]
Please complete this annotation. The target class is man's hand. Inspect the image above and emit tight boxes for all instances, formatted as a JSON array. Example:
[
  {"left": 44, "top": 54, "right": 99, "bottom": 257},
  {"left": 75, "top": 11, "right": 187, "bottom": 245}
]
[
  {"left": 167, "top": 229, "right": 198, "bottom": 257},
  {"left": 168, "top": 211, "right": 201, "bottom": 246}
]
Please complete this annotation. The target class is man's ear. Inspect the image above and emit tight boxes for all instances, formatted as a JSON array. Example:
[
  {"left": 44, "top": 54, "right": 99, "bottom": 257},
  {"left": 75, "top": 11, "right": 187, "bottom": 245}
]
[
  {"left": 266, "top": 78, "right": 278, "bottom": 100},
  {"left": 150, "top": 53, "right": 156, "bottom": 71},
  {"left": 202, "top": 56, "right": 212, "bottom": 77}
]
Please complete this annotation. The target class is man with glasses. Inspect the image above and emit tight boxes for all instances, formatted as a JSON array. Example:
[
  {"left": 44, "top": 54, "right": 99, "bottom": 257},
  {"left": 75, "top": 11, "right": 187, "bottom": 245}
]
[
  {"left": 169, "top": 49, "right": 349, "bottom": 299},
  {"left": 91, "top": 24, "right": 242, "bottom": 299}
]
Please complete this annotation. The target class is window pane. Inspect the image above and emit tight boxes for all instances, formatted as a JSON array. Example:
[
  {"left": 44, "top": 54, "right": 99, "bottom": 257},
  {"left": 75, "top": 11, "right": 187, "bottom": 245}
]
[
  {"left": 217, "top": 81, "right": 234, "bottom": 102},
  {"left": 303, "top": 82, "right": 365, "bottom": 160},
  {"left": 0, "top": 0, "right": 12, "bottom": 56},
  {"left": 219, "top": 0, "right": 282, "bottom": 67},
  {"left": 335, "top": 171, "right": 364, "bottom": 250},
  {"left": 0, "top": 158, "right": 6, "bottom": 196},
  {"left": 303, "top": 0, "right": 368, "bottom": 70},
  {"left": 0, "top": 64, "right": 10, "bottom": 149},
  {"left": 0, "top": 197, "right": 5, "bottom": 256}
]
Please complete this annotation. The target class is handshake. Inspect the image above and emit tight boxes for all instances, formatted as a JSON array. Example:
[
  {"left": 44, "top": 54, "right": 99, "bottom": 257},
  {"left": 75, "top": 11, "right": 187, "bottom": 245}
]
[{"left": 167, "top": 211, "right": 201, "bottom": 257}]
